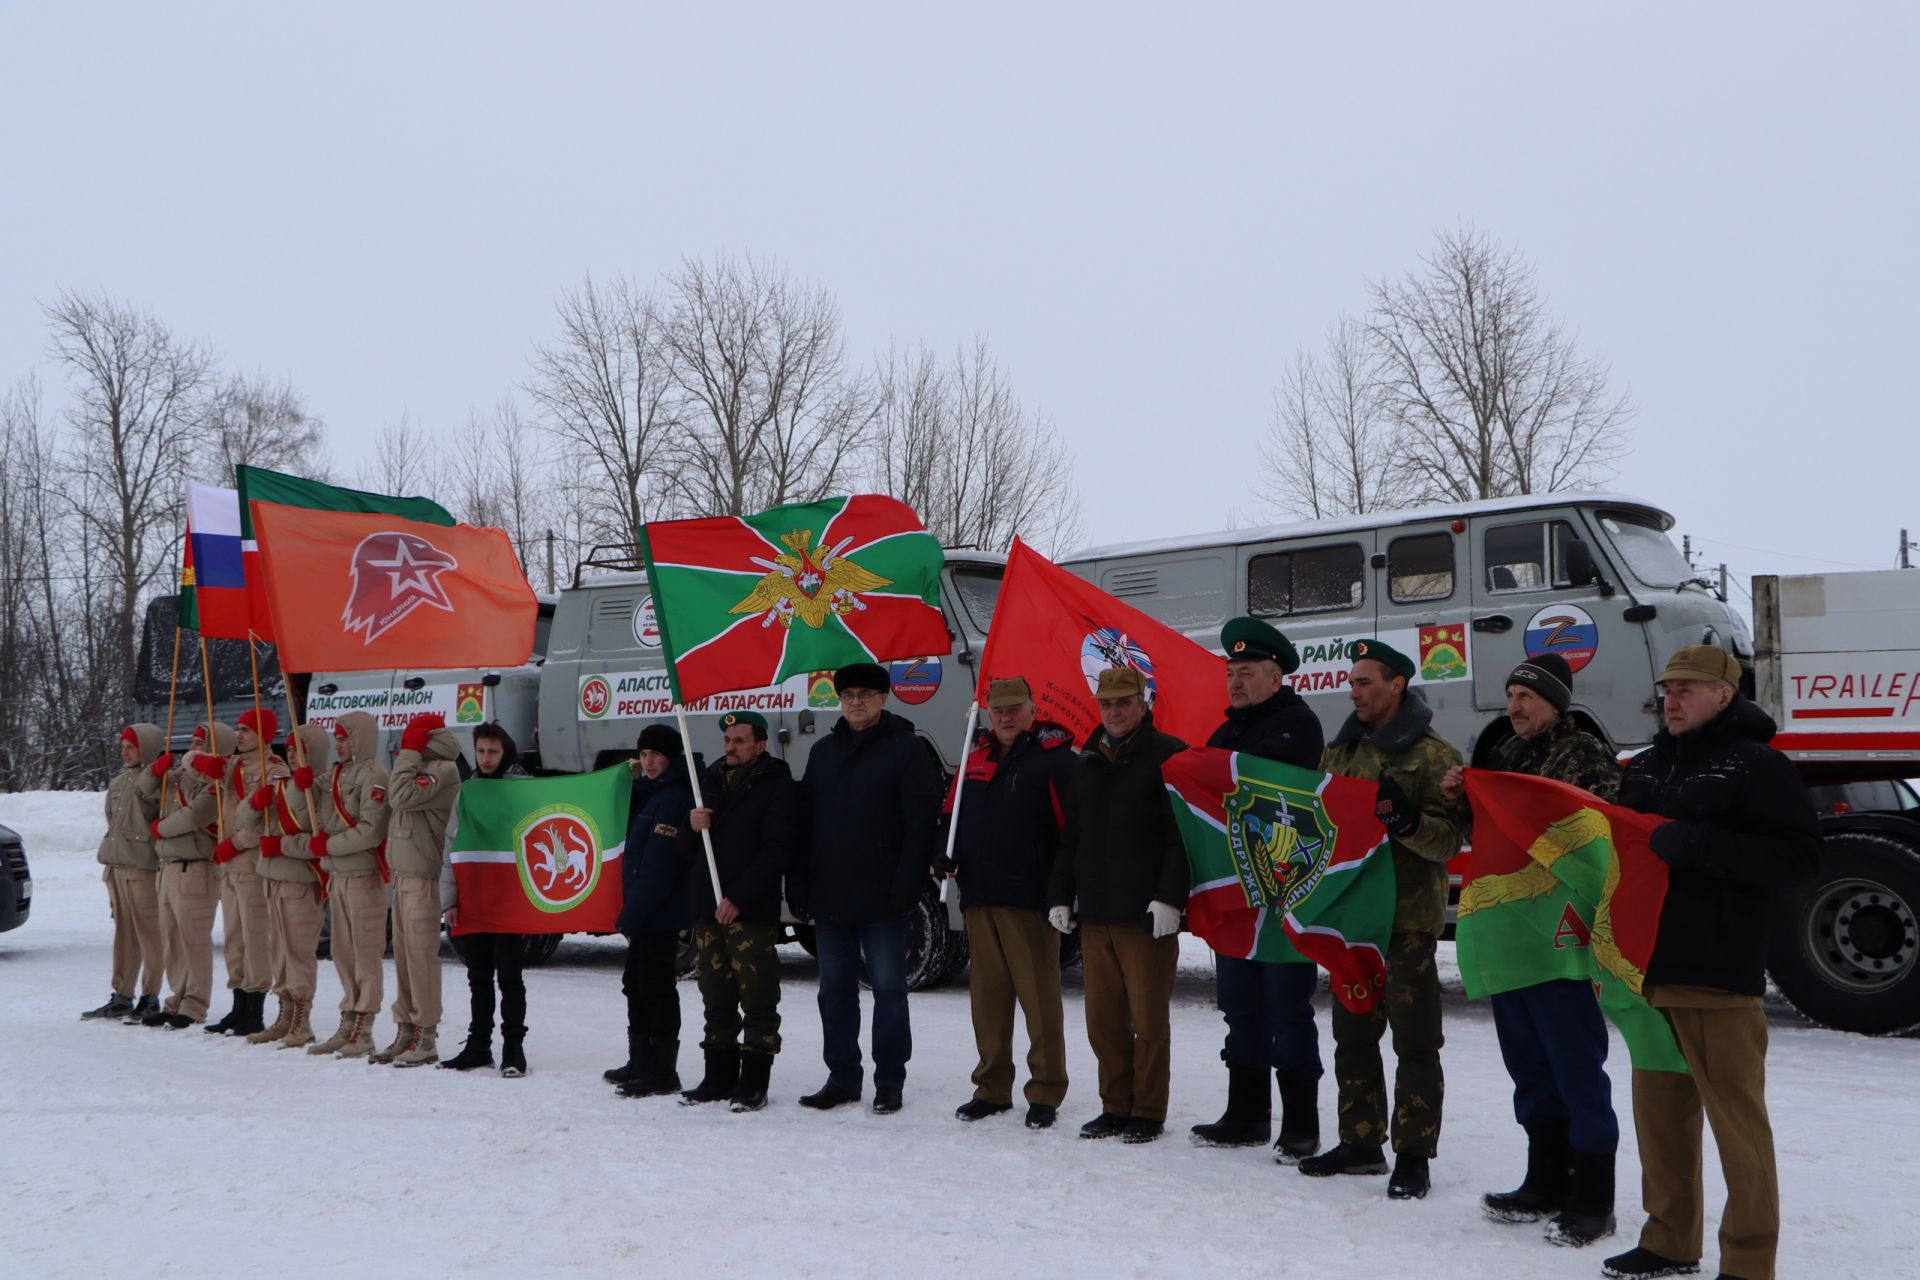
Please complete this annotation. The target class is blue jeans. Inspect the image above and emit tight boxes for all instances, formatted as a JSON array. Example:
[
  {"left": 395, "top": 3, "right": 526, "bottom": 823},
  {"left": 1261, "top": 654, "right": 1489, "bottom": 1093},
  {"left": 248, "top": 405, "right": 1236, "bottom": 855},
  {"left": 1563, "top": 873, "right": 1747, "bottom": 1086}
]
[
  {"left": 1492, "top": 978, "right": 1618, "bottom": 1155},
  {"left": 1216, "top": 954, "right": 1322, "bottom": 1079},
  {"left": 814, "top": 918, "right": 911, "bottom": 1091}
]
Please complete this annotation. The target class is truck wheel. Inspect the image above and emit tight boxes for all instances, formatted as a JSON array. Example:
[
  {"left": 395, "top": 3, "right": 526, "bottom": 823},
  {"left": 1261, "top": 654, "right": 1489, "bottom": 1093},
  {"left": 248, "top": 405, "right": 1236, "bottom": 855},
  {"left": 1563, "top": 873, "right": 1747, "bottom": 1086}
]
[
  {"left": 674, "top": 929, "right": 698, "bottom": 980},
  {"left": 520, "top": 933, "right": 563, "bottom": 966},
  {"left": 1768, "top": 830, "right": 1920, "bottom": 1034},
  {"left": 940, "top": 926, "right": 970, "bottom": 984},
  {"left": 858, "top": 891, "right": 949, "bottom": 992},
  {"left": 1059, "top": 930, "right": 1082, "bottom": 972},
  {"left": 792, "top": 923, "right": 818, "bottom": 957}
]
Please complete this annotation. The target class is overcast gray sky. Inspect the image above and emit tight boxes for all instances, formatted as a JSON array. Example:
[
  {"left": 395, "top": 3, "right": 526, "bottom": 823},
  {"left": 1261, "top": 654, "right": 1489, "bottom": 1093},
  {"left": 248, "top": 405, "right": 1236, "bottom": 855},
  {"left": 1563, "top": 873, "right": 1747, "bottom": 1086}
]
[{"left": 3, "top": 2, "right": 1914, "bottom": 604}]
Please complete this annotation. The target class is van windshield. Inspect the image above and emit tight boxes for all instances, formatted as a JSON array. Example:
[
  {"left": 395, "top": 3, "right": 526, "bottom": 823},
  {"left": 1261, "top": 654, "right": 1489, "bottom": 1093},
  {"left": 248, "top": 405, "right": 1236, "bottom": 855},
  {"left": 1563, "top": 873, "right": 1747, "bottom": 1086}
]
[
  {"left": 948, "top": 564, "right": 1003, "bottom": 636},
  {"left": 1597, "top": 510, "right": 1693, "bottom": 588}
]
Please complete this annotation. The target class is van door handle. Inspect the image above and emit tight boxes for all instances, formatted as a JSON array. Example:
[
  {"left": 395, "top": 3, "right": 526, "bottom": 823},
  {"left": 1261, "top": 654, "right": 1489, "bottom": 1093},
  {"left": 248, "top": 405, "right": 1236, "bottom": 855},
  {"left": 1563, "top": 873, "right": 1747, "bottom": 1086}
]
[{"left": 1472, "top": 614, "right": 1513, "bottom": 634}]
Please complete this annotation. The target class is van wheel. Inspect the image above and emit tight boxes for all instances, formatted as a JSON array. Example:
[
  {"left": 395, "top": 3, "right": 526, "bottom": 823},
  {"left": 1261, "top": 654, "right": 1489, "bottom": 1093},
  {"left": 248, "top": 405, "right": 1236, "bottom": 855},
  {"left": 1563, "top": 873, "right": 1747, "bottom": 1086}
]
[
  {"left": 858, "top": 890, "right": 950, "bottom": 992},
  {"left": 1059, "top": 931, "right": 1082, "bottom": 972},
  {"left": 520, "top": 933, "right": 563, "bottom": 966},
  {"left": 1767, "top": 829, "right": 1920, "bottom": 1034},
  {"left": 674, "top": 929, "right": 698, "bottom": 980}
]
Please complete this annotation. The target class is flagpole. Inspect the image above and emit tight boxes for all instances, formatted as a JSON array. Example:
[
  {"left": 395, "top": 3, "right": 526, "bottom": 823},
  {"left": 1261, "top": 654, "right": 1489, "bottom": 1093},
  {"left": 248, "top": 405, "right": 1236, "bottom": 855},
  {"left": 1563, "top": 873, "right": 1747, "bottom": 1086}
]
[
  {"left": 672, "top": 705, "right": 725, "bottom": 906},
  {"left": 246, "top": 632, "right": 269, "bottom": 790},
  {"left": 937, "top": 700, "right": 980, "bottom": 912},
  {"left": 163, "top": 624, "right": 183, "bottom": 750},
  {"left": 198, "top": 636, "right": 225, "bottom": 838}
]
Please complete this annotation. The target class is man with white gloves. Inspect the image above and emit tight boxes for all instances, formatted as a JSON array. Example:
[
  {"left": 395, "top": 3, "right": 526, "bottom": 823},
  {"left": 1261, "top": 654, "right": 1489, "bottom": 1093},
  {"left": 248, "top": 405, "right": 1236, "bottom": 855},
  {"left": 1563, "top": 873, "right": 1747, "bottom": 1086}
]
[{"left": 1045, "top": 666, "right": 1189, "bottom": 1144}]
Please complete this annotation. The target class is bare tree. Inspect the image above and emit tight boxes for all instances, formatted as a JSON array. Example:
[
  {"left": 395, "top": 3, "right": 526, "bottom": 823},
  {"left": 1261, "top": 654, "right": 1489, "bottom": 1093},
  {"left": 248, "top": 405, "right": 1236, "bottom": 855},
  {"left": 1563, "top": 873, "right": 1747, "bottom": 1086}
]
[
  {"left": 352, "top": 412, "right": 442, "bottom": 498},
  {"left": 1258, "top": 316, "right": 1411, "bottom": 519},
  {"left": 1366, "top": 226, "right": 1631, "bottom": 503},
  {"left": 203, "top": 370, "right": 327, "bottom": 484},
  {"left": 444, "top": 397, "right": 555, "bottom": 578},
  {"left": 44, "top": 290, "right": 213, "bottom": 696}
]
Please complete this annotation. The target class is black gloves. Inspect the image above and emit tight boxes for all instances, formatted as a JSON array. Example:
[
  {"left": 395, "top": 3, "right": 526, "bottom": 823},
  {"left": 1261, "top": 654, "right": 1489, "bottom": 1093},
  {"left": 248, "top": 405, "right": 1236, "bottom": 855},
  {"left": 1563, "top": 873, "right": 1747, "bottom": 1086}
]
[
  {"left": 931, "top": 853, "right": 955, "bottom": 878},
  {"left": 1374, "top": 777, "right": 1422, "bottom": 840},
  {"left": 1648, "top": 820, "right": 1694, "bottom": 868}
]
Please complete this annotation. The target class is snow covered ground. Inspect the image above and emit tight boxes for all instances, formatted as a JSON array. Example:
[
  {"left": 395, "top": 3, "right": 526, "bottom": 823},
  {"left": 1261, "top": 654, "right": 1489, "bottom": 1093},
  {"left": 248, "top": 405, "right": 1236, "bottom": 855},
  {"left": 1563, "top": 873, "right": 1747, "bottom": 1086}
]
[{"left": 3, "top": 789, "right": 1916, "bottom": 1280}]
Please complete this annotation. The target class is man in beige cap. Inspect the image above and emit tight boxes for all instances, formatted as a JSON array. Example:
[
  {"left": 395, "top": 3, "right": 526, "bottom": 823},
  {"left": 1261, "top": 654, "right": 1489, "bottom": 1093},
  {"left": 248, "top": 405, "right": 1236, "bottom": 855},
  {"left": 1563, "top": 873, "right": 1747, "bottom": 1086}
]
[
  {"left": 1602, "top": 647, "right": 1818, "bottom": 1280},
  {"left": 940, "top": 676, "right": 1077, "bottom": 1129},
  {"left": 85, "top": 723, "right": 166, "bottom": 1023},
  {"left": 144, "top": 721, "right": 236, "bottom": 1028},
  {"left": 299, "top": 711, "right": 391, "bottom": 1059},
  {"left": 1046, "top": 665, "right": 1190, "bottom": 1144},
  {"left": 244, "top": 722, "right": 334, "bottom": 1049}
]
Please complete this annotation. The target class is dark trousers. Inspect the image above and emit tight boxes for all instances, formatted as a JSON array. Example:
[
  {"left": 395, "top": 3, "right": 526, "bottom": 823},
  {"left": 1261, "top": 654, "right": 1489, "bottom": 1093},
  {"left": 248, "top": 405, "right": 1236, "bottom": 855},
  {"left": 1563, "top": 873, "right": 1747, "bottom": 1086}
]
[
  {"left": 692, "top": 920, "right": 783, "bottom": 1056},
  {"left": 622, "top": 930, "right": 682, "bottom": 1045},
  {"left": 1216, "top": 954, "right": 1322, "bottom": 1078},
  {"left": 815, "top": 917, "right": 910, "bottom": 1091},
  {"left": 454, "top": 932, "right": 526, "bottom": 1035},
  {"left": 1492, "top": 978, "right": 1618, "bottom": 1155},
  {"left": 1330, "top": 930, "right": 1444, "bottom": 1156}
]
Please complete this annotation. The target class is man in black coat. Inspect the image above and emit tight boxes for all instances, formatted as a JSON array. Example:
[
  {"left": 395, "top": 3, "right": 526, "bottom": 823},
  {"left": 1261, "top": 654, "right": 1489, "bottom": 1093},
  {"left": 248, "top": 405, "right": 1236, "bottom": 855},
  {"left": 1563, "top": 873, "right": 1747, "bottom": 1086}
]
[
  {"left": 794, "top": 662, "right": 942, "bottom": 1115},
  {"left": 1602, "top": 646, "right": 1818, "bottom": 1280},
  {"left": 938, "top": 676, "right": 1077, "bottom": 1130},
  {"left": 1191, "top": 617, "right": 1327, "bottom": 1160},
  {"left": 676, "top": 710, "right": 801, "bottom": 1113},
  {"left": 608, "top": 724, "right": 695, "bottom": 1099}
]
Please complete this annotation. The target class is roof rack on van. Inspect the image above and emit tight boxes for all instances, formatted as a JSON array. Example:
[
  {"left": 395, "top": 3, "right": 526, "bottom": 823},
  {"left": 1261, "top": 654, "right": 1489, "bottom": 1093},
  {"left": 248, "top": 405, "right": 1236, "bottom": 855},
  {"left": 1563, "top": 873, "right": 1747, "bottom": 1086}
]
[{"left": 573, "top": 542, "right": 648, "bottom": 588}]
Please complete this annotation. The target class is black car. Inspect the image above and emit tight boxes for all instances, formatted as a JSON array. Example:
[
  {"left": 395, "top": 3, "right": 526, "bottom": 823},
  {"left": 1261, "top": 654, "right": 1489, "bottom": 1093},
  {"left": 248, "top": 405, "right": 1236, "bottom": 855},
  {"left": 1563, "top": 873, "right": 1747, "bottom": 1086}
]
[{"left": 0, "top": 822, "right": 31, "bottom": 932}]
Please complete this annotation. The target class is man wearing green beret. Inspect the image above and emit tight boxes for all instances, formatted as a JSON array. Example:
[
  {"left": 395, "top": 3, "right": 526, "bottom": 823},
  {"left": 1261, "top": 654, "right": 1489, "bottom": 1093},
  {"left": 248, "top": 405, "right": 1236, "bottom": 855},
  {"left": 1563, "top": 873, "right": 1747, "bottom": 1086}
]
[
  {"left": 1300, "top": 638, "right": 1466, "bottom": 1201},
  {"left": 1192, "top": 618, "right": 1327, "bottom": 1161}
]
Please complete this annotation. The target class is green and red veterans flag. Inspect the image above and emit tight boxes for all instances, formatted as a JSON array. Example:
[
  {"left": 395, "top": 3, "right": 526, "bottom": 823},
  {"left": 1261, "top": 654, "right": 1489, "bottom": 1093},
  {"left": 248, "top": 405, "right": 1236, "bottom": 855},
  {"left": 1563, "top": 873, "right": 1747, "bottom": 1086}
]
[
  {"left": 447, "top": 766, "right": 632, "bottom": 935},
  {"left": 637, "top": 495, "right": 950, "bottom": 706},
  {"left": 1459, "top": 770, "right": 1688, "bottom": 1072},
  {"left": 1163, "top": 747, "right": 1396, "bottom": 1013}
]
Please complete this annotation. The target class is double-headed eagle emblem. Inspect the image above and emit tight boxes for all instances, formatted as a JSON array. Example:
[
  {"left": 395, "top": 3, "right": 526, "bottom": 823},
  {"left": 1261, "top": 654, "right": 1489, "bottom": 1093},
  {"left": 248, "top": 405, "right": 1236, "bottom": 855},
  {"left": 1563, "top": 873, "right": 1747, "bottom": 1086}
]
[{"left": 731, "top": 529, "right": 891, "bottom": 630}]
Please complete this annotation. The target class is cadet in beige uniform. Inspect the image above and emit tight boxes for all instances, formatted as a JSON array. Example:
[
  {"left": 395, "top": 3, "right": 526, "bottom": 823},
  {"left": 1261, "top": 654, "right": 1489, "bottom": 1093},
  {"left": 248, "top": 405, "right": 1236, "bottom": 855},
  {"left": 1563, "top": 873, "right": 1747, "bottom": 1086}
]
[
  {"left": 144, "top": 721, "right": 236, "bottom": 1028},
  {"left": 84, "top": 723, "right": 166, "bottom": 1023},
  {"left": 203, "top": 707, "right": 285, "bottom": 1037},
  {"left": 304, "top": 711, "right": 392, "bottom": 1058},
  {"left": 246, "top": 722, "right": 334, "bottom": 1049},
  {"left": 382, "top": 712, "right": 462, "bottom": 1068}
]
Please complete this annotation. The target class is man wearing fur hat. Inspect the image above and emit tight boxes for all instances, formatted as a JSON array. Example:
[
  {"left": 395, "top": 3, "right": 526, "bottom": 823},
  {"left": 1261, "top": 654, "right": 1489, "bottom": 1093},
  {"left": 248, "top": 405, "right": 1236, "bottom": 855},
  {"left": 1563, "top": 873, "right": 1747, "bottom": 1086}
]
[
  {"left": 144, "top": 720, "right": 237, "bottom": 1027},
  {"left": 83, "top": 723, "right": 166, "bottom": 1024},
  {"left": 1302, "top": 640, "right": 1465, "bottom": 1200},
  {"left": 201, "top": 706, "right": 287, "bottom": 1037},
  {"left": 381, "top": 712, "right": 463, "bottom": 1068}
]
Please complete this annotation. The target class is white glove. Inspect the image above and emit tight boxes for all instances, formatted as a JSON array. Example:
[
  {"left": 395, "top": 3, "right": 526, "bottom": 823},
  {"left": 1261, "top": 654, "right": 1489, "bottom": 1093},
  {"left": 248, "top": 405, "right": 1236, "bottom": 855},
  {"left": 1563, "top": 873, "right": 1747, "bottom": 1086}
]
[
  {"left": 1148, "top": 900, "right": 1182, "bottom": 939},
  {"left": 1047, "top": 906, "right": 1077, "bottom": 934}
]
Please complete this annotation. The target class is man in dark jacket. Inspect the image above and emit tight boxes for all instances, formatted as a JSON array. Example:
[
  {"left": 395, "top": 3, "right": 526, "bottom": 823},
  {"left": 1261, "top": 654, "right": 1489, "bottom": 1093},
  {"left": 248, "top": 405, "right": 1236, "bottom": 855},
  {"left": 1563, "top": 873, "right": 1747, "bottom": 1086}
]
[
  {"left": 1601, "top": 647, "right": 1818, "bottom": 1280},
  {"left": 439, "top": 722, "right": 533, "bottom": 1075},
  {"left": 795, "top": 662, "right": 942, "bottom": 1115},
  {"left": 1192, "top": 617, "right": 1327, "bottom": 1160},
  {"left": 678, "top": 710, "right": 801, "bottom": 1113},
  {"left": 1046, "top": 665, "right": 1189, "bottom": 1145},
  {"left": 610, "top": 724, "right": 695, "bottom": 1098},
  {"left": 939, "top": 676, "right": 1077, "bottom": 1130}
]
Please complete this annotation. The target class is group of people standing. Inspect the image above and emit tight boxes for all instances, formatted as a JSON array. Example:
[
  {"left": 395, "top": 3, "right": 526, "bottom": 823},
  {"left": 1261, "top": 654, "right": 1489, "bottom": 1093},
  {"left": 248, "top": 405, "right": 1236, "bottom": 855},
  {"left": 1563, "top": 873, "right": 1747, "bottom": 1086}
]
[{"left": 87, "top": 628, "right": 1815, "bottom": 1280}]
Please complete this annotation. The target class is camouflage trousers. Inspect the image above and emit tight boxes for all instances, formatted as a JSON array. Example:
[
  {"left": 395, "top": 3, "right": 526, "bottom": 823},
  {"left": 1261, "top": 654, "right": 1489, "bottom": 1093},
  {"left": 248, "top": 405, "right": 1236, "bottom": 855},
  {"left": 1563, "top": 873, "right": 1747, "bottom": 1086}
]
[
  {"left": 692, "top": 920, "right": 782, "bottom": 1057},
  {"left": 1329, "top": 930, "right": 1444, "bottom": 1157}
]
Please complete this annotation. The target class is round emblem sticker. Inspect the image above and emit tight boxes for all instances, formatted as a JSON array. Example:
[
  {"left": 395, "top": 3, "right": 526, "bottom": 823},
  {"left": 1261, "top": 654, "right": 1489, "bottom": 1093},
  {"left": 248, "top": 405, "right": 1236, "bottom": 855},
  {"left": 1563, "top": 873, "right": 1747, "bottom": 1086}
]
[
  {"left": 634, "top": 597, "right": 662, "bottom": 649},
  {"left": 889, "top": 657, "right": 942, "bottom": 705},
  {"left": 1081, "top": 628, "right": 1157, "bottom": 701},
  {"left": 516, "top": 806, "right": 603, "bottom": 913},
  {"left": 1523, "top": 605, "right": 1600, "bottom": 674},
  {"left": 579, "top": 675, "right": 613, "bottom": 719}
]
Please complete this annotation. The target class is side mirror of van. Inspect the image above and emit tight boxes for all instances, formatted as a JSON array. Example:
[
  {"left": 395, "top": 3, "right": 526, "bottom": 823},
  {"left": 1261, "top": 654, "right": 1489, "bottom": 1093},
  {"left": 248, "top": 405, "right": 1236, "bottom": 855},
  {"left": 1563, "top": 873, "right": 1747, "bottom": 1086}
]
[
  {"left": 1564, "top": 539, "right": 1599, "bottom": 587},
  {"left": 797, "top": 709, "right": 816, "bottom": 736}
]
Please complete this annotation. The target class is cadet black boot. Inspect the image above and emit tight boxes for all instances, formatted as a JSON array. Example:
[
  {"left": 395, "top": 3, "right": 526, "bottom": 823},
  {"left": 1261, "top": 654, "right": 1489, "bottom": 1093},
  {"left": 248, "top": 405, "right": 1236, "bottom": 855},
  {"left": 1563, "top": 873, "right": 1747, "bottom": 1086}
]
[
  {"left": 204, "top": 991, "right": 244, "bottom": 1035},
  {"left": 440, "top": 1024, "right": 494, "bottom": 1072},
  {"left": 1600, "top": 1246, "right": 1700, "bottom": 1278},
  {"left": 729, "top": 1051, "right": 773, "bottom": 1112},
  {"left": 1387, "top": 1153, "right": 1431, "bottom": 1200},
  {"left": 604, "top": 1027, "right": 647, "bottom": 1085},
  {"left": 83, "top": 994, "right": 135, "bottom": 1021},
  {"left": 1273, "top": 1071, "right": 1321, "bottom": 1162},
  {"left": 1190, "top": 1062, "right": 1270, "bottom": 1147},
  {"left": 121, "top": 995, "right": 159, "bottom": 1025},
  {"left": 1545, "top": 1148, "right": 1616, "bottom": 1247},
  {"left": 1484, "top": 1122, "right": 1570, "bottom": 1222},
  {"left": 499, "top": 1024, "right": 527, "bottom": 1078},
  {"left": 676, "top": 1044, "right": 739, "bottom": 1104},
  {"left": 1298, "top": 1141, "right": 1389, "bottom": 1177},
  {"left": 141, "top": 1006, "right": 173, "bottom": 1027},
  {"left": 231, "top": 991, "right": 267, "bottom": 1037}
]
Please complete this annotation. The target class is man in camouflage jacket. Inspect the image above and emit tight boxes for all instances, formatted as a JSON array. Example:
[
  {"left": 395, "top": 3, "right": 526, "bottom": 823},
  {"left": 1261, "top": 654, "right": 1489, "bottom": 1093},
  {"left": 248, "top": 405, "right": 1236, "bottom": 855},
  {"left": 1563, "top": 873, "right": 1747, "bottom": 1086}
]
[{"left": 1301, "top": 640, "right": 1465, "bottom": 1201}]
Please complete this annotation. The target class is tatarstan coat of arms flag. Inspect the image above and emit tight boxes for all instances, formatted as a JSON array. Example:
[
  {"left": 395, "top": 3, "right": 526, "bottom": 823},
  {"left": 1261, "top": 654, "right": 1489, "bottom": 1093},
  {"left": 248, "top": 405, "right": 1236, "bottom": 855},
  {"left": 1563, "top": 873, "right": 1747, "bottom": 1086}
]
[
  {"left": 447, "top": 766, "right": 631, "bottom": 935},
  {"left": 636, "top": 495, "right": 950, "bottom": 706},
  {"left": 1162, "top": 748, "right": 1397, "bottom": 1013}
]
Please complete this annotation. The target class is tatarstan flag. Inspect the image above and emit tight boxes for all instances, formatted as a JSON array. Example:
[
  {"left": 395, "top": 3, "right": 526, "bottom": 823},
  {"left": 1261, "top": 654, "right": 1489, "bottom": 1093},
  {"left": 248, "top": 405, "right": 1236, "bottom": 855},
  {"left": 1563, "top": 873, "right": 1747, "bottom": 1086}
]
[
  {"left": 976, "top": 538, "right": 1222, "bottom": 746},
  {"left": 235, "top": 466, "right": 456, "bottom": 641},
  {"left": 1459, "top": 770, "right": 1688, "bottom": 1072},
  {"left": 250, "top": 502, "right": 538, "bottom": 674},
  {"left": 448, "top": 766, "right": 631, "bottom": 935},
  {"left": 1163, "top": 748, "right": 1396, "bottom": 1013},
  {"left": 637, "top": 495, "right": 949, "bottom": 706}
]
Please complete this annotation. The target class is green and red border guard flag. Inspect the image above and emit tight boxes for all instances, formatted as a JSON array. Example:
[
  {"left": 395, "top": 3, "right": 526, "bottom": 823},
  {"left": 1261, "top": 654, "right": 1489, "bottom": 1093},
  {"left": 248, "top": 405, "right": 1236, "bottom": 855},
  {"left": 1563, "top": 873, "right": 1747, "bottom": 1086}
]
[
  {"left": 1459, "top": 770, "right": 1688, "bottom": 1072},
  {"left": 448, "top": 766, "right": 632, "bottom": 935},
  {"left": 973, "top": 538, "right": 1221, "bottom": 746},
  {"left": 1163, "top": 748, "right": 1396, "bottom": 1013},
  {"left": 637, "top": 495, "right": 949, "bottom": 706}
]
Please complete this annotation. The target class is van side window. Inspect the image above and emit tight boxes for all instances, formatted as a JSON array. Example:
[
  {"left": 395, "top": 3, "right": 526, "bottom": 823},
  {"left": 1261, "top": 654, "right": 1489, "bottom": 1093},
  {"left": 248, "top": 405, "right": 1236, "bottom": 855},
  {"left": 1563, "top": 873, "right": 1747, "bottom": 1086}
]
[
  {"left": 1484, "top": 520, "right": 1580, "bottom": 593},
  {"left": 1247, "top": 544, "right": 1365, "bottom": 617},
  {"left": 1388, "top": 533, "right": 1455, "bottom": 603}
]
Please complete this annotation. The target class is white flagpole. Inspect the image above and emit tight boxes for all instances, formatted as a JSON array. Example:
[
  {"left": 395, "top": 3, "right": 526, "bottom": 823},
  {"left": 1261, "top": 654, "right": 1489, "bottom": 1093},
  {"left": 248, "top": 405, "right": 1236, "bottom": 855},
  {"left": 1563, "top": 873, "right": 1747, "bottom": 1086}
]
[
  {"left": 673, "top": 705, "right": 725, "bottom": 905},
  {"left": 938, "top": 700, "right": 980, "bottom": 915}
]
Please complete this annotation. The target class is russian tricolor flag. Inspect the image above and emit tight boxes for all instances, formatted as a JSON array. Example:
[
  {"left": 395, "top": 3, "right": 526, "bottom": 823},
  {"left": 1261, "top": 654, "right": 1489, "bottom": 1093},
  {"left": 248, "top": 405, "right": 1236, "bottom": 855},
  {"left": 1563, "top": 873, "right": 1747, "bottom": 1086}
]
[{"left": 184, "top": 483, "right": 253, "bottom": 639}]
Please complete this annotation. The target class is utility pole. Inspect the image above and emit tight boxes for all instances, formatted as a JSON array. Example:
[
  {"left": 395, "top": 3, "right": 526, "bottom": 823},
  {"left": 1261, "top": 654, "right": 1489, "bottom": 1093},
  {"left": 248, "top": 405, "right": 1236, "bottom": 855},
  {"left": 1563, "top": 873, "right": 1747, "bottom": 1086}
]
[
  {"left": 1683, "top": 534, "right": 1693, "bottom": 568},
  {"left": 545, "top": 528, "right": 556, "bottom": 594},
  {"left": 1717, "top": 563, "right": 1729, "bottom": 600},
  {"left": 1902, "top": 528, "right": 1912, "bottom": 570}
]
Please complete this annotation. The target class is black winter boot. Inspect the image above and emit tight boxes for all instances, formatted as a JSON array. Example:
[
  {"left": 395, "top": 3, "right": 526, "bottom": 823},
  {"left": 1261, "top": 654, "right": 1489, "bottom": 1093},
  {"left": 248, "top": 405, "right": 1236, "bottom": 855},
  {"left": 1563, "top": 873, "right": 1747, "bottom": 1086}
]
[
  {"left": 1483, "top": 1122, "right": 1572, "bottom": 1223},
  {"left": 1273, "top": 1071, "right": 1321, "bottom": 1162},
  {"left": 231, "top": 991, "right": 267, "bottom": 1037},
  {"left": 1546, "top": 1148, "right": 1616, "bottom": 1247},
  {"left": 1298, "top": 1141, "right": 1389, "bottom": 1176},
  {"left": 730, "top": 1051, "right": 774, "bottom": 1112},
  {"left": 82, "top": 994, "right": 135, "bottom": 1021},
  {"left": 1387, "top": 1153, "right": 1431, "bottom": 1200},
  {"left": 676, "top": 1045, "right": 738, "bottom": 1103},
  {"left": 121, "top": 995, "right": 159, "bottom": 1025},
  {"left": 604, "top": 1028, "right": 648, "bottom": 1085},
  {"left": 500, "top": 1024, "right": 527, "bottom": 1078},
  {"left": 204, "top": 991, "right": 244, "bottom": 1035},
  {"left": 1190, "top": 1062, "right": 1271, "bottom": 1147},
  {"left": 440, "top": 1026, "right": 494, "bottom": 1071}
]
